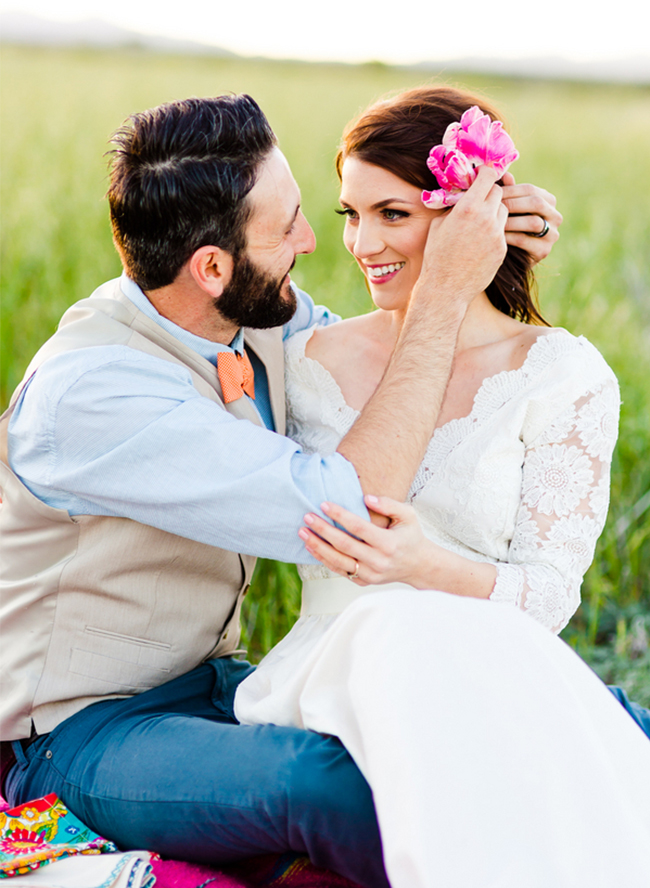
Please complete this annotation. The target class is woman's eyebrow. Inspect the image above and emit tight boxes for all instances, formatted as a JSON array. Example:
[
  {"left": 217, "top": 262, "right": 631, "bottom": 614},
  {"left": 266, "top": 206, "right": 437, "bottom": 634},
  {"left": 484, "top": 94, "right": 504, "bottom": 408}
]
[
  {"left": 338, "top": 197, "right": 414, "bottom": 209},
  {"left": 371, "top": 198, "right": 413, "bottom": 210}
]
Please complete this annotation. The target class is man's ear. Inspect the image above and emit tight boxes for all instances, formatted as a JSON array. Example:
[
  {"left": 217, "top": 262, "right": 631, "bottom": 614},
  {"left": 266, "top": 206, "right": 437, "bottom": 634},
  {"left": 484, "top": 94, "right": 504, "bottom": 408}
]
[{"left": 188, "top": 246, "right": 234, "bottom": 298}]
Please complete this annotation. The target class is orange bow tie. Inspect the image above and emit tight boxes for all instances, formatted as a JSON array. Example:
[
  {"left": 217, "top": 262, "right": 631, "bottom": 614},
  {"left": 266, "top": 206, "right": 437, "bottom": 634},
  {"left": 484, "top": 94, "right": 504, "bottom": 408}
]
[{"left": 217, "top": 350, "right": 255, "bottom": 404}]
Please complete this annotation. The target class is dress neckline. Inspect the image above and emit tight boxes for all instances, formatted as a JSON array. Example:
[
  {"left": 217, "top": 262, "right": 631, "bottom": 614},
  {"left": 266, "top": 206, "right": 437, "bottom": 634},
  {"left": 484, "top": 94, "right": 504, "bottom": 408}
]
[{"left": 289, "top": 324, "right": 576, "bottom": 439}]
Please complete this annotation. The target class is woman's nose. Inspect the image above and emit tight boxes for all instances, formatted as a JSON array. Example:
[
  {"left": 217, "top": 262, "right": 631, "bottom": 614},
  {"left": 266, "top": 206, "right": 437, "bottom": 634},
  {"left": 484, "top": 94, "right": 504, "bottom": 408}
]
[{"left": 350, "top": 221, "right": 384, "bottom": 260}]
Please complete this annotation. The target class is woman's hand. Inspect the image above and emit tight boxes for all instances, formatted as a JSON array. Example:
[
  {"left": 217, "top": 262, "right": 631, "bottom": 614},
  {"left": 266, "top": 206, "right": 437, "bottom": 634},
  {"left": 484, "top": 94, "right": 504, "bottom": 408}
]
[
  {"left": 500, "top": 172, "right": 562, "bottom": 264},
  {"left": 299, "top": 495, "right": 436, "bottom": 588},
  {"left": 299, "top": 495, "right": 498, "bottom": 599}
]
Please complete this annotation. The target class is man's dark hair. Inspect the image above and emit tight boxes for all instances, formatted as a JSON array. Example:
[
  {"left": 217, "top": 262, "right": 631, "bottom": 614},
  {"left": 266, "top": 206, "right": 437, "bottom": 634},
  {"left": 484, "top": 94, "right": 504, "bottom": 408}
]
[{"left": 107, "top": 94, "right": 277, "bottom": 290}]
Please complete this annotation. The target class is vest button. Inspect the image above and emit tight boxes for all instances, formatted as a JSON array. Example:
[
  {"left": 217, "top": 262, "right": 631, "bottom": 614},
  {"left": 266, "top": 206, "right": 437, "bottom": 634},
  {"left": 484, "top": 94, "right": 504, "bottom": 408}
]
[
  {"left": 243, "top": 584, "right": 251, "bottom": 596},
  {"left": 223, "top": 630, "right": 229, "bottom": 639}
]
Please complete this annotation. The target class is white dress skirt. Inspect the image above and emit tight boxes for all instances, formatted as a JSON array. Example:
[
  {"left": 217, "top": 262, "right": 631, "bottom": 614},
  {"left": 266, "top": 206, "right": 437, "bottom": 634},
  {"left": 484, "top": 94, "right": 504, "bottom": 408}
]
[{"left": 235, "top": 328, "right": 650, "bottom": 887}]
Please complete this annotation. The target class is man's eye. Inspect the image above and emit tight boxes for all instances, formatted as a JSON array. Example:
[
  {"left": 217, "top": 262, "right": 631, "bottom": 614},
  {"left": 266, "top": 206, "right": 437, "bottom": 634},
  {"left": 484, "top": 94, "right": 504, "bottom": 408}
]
[{"left": 335, "top": 208, "right": 357, "bottom": 219}]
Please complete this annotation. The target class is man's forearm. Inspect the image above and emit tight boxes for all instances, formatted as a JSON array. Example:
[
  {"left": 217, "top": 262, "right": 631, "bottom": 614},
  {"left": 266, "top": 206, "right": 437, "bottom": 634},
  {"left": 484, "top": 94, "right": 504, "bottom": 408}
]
[
  {"left": 337, "top": 167, "right": 507, "bottom": 503},
  {"left": 337, "top": 296, "right": 464, "bottom": 501}
]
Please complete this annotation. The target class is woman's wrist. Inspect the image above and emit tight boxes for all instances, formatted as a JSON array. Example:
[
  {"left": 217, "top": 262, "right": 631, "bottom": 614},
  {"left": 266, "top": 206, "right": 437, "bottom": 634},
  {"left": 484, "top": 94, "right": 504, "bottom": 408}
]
[{"left": 411, "top": 541, "right": 497, "bottom": 599}]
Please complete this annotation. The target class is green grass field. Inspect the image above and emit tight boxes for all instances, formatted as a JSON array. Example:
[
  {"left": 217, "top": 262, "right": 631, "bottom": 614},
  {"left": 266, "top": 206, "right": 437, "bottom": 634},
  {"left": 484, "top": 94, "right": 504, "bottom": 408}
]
[{"left": 2, "top": 46, "right": 649, "bottom": 701}]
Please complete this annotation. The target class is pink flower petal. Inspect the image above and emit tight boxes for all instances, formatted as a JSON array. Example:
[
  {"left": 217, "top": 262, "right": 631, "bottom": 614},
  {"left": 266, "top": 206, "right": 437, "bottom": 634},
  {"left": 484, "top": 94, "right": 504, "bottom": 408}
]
[
  {"left": 460, "top": 116, "right": 492, "bottom": 163},
  {"left": 484, "top": 121, "right": 519, "bottom": 169},
  {"left": 421, "top": 106, "right": 518, "bottom": 209},
  {"left": 427, "top": 147, "right": 476, "bottom": 190},
  {"left": 459, "top": 105, "right": 485, "bottom": 128},
  {"left": 442, "top": 121, "right": 462, "bottom": 151},
  {"left": 457, "top": 118, "right": 518, "bottom": 171},
  {"left": 442, "top": 151, "right": 477, "bottom": 190},
  {"left": 422, "top": 188, "right": 462, "bottom": 208}
]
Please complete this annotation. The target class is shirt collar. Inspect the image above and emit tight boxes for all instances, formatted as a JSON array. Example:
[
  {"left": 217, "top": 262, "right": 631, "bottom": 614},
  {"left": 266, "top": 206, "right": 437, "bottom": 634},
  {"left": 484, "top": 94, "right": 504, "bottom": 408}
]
[{"left": 120, "top": 272, "right": 245, "bottom": 366}]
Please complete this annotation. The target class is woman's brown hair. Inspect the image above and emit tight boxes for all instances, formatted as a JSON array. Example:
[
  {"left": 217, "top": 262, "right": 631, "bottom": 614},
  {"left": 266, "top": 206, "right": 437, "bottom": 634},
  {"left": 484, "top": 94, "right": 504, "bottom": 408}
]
[{"left": 335, "top": 86, "right": 549, "bottom": 326}]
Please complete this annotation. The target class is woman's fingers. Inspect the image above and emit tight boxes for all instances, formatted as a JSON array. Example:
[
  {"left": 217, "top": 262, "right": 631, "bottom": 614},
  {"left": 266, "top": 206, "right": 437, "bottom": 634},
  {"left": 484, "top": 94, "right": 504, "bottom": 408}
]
[
  {"left": 302, "top": 510, "right": 367, "bottom": 553},
  {"left": 298, "top": 496, "right": 428, "bottom": 586},
  {"left": 505, "top": 215, "right": 560, "bottom": 261},
  {"left": 299, "top": 526, "right": 367, "bottom": 581},
  {"left": 363, "top": 495, "right": 418, "bottom": 526},
  {"left": 320, "top": 501, "right": 382, "bottom": 542},
  {"left": 503, "top": 197, "right": 562, "bottom": 227},
  {"left": 499, "top": 180, "right": 563, "bottom": 262},
  {"left": 501, "top": 178, "right": 557, "bottom": 208},
  {"left": 504, "top": 214, "right": 554, "bottom": 235}
]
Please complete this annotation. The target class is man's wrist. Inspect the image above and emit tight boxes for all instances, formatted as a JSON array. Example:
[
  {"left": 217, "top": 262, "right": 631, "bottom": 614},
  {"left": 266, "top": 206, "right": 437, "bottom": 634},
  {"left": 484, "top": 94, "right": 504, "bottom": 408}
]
[{"left": 403, "top": 281, "right": 468, "bottom": 335}]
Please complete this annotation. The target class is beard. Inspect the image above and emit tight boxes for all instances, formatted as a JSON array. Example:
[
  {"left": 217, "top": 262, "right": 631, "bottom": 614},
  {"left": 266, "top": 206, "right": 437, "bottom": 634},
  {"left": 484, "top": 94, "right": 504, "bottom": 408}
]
[{"left": 216, "top": 252, "right": 297, "bottom": 329}]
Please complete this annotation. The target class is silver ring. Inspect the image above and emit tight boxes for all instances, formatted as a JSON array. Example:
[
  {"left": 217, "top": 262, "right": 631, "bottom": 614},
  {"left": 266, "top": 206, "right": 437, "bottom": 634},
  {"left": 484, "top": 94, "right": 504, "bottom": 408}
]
[
  {"left": 347, "top": 560, "right": 360, "bottom": 580},
  {"left": 531, "top": 216, "right": 550, "bottom": 238}
]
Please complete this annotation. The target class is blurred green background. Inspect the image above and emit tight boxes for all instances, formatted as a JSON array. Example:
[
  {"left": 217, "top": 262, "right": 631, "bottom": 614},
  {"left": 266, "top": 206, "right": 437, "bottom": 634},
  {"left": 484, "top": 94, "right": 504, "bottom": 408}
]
[{"left": 2, "top": 46, "right": 649, "bottom": 701}]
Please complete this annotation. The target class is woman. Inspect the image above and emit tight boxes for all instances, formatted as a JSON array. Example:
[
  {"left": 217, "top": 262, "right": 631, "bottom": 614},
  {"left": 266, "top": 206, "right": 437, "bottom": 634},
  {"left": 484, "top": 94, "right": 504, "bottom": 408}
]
[{"left": 235, "top": 87, "right": 650, "bottom": 886}]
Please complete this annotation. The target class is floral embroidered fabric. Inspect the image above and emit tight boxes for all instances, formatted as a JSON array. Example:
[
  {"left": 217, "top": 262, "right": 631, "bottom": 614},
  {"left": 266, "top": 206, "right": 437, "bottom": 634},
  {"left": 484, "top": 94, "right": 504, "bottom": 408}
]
[
  {"left": 0, "top": 793, "right": 116, "bottom": 879},
  {"left": 284, "top": 327, "right": 619, "bottom": 633}
]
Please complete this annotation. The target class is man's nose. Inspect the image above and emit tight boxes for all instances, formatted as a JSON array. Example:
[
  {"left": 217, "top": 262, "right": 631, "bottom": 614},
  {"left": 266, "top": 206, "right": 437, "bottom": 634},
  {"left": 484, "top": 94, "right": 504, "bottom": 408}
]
[{"left": 295, "top": 212, "right": 316, "bottom": 255}]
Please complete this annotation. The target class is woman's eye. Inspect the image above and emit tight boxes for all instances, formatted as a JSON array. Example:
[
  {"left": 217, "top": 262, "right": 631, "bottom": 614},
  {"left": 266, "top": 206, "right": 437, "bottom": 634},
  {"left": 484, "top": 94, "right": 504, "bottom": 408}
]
[
  {"left": 335, "top": 208, "right": 357, "bottom": 219},
  {"left": 382, "top": 209, "right": 408, "bottom": 221}
]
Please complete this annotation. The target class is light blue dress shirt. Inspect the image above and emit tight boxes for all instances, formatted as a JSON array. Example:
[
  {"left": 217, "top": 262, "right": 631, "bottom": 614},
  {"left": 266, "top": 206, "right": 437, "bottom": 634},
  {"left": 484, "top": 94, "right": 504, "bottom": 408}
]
[{"left": 8, "top": 275, "right": 368, "bottom": 563}]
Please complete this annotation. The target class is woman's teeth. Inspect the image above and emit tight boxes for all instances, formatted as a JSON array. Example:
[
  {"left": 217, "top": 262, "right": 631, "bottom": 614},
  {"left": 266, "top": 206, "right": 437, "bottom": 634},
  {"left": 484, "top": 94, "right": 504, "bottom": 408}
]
[{"left": 368, "top": 262, "right": 405, "bottom": 278}]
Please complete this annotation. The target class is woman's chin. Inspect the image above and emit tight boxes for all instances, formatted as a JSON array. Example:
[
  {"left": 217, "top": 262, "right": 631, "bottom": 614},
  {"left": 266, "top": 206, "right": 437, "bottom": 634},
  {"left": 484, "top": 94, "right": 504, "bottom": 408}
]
[{"left": 368, "top": 284, "right": 410, "bottom": 314}]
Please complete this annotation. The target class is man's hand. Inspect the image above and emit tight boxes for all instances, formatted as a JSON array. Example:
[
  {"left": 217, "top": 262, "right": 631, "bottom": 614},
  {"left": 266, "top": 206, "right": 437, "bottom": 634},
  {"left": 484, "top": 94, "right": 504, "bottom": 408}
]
[
  {"left": 416, "top": 165, "right": 509, "bottom": 311},
  {"left": 336, "top": 167, "right": 510, "bottom": 507},
  {"left": 501, "top": 172, "right": 562, "bottom": 264}
]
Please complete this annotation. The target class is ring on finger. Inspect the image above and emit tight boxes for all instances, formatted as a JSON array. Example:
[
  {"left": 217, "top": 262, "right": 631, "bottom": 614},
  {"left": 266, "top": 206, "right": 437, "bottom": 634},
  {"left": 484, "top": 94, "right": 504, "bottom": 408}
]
[
  {"left": 347, "top": 560, "right": 360, "bottom": 580},
  {"left": 531, "top": 216, "right": 550, "bottom": 238}
]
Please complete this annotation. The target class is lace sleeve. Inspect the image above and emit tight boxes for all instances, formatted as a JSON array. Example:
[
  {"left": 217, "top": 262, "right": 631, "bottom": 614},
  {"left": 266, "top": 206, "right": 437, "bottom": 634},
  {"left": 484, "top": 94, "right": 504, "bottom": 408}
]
[{"left": 489, "top": 379, "right": 620, "bottom": 633}]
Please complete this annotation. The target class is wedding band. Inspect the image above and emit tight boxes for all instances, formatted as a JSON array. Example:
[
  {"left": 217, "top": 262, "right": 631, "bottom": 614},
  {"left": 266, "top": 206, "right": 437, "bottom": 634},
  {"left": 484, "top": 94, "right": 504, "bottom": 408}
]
[
  {"left": 347, "top": 560, "right": 360, "bottom": 580},
  {"left": 531, "top": 216, "right": 550, "bottom": 238}
]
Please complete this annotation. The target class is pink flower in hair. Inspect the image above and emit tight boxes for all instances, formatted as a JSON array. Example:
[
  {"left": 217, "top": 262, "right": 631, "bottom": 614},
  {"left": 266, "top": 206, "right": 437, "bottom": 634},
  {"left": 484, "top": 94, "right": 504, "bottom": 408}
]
[{"left": 422, "top": 106, "right": 518, "bottom": 209}]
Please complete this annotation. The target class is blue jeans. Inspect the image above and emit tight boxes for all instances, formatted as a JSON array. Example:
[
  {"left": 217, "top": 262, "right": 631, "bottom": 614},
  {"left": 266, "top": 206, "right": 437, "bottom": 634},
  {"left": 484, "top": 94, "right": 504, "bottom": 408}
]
[{"left": 5, "top": 659, "right": 389, "bottom": 888}]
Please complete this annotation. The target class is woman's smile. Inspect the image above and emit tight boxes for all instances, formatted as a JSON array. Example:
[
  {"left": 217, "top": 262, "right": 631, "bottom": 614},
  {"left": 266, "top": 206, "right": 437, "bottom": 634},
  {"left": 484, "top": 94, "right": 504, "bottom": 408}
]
[
  {"left": 338, "top": 156, "right": 444, "bottom": 312},
  {"left": 365, "top": 261, "right": 406, "bottom": 284}
]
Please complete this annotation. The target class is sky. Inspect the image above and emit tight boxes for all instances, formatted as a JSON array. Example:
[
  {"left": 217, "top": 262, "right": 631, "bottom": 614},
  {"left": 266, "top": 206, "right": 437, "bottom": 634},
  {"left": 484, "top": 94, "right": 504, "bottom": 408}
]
[{"left": 2, "top": 0, "right": 649, "bottom": 65}]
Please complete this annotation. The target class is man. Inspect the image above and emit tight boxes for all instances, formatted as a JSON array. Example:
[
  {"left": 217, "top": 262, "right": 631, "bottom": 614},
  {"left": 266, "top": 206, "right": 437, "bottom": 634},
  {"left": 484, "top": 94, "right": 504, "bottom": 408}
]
[{"left": 2, "top": 92, "right": 636, "bottom": 885}]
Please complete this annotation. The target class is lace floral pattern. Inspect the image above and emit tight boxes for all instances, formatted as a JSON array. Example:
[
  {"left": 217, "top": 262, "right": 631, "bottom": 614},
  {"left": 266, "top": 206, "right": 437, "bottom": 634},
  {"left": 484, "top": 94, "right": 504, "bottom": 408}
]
[
  {"left": 285, "top": 327, "right": 620, "bottom": 632},
  {"left": 492, "top": 383, "right": 618, "bottom": 631}
]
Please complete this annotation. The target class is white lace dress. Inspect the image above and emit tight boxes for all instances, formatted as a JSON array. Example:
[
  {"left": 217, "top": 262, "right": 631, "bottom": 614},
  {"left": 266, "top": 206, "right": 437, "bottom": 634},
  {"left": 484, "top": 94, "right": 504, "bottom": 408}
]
[{"left": 235, "top": 327, "right": 650, "bottom": 888}]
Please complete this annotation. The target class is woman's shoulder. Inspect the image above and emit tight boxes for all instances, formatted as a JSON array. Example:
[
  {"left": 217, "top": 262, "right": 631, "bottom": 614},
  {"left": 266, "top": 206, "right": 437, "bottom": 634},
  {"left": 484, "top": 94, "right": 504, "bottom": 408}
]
[
  {"left": 522, "top": 327, "right": 618, "bottom": 389},
  {"left": 515, "top": 327, "right": 620, "bottom": 447},
  {"left": 307, "top": 315, "right": 376, "bottom": 362},
  {"left": 285, "top": 314, "right": 371, "bottom": 357},
  {"left": 285, "top": 313, "right": 387, "bottom": 415}
]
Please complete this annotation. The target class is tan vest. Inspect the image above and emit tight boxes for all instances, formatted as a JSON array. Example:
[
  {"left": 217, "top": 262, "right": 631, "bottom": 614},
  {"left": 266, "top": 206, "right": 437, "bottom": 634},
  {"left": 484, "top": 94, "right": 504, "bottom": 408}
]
[{"left": 0, "top": 278, "right": 286, "bottom": 740}]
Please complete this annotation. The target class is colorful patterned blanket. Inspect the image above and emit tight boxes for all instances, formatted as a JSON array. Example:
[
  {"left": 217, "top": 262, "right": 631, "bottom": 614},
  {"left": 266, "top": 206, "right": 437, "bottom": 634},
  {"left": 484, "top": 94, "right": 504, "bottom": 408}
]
[
  {"left": 0, "top": 794, "right": 117, "bottom": 879},
  {"left": 151, "top": 854, "right": 361, "bottom": 887},
  {"left": 0, "top": 795, "right": 360, "bottom": 887}
]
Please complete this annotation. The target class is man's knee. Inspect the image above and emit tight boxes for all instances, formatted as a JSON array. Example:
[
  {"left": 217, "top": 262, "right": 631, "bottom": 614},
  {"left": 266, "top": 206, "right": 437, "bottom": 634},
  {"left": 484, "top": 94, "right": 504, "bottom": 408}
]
[
  {"left": 286, "top": 732, "right": 375, "bottom": 825},
  {"left": 283, "top": 730, "right": 387, "bottom": 885}
]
